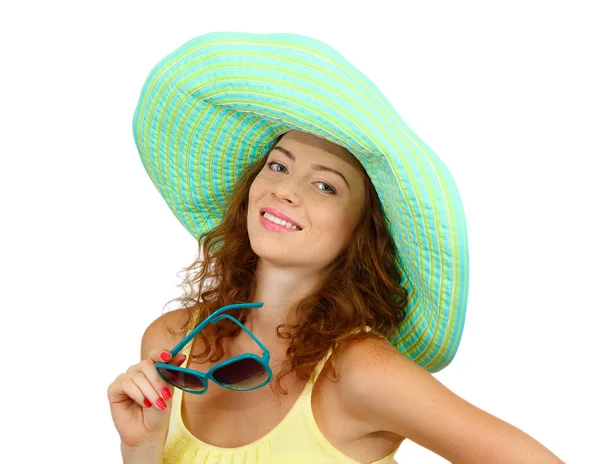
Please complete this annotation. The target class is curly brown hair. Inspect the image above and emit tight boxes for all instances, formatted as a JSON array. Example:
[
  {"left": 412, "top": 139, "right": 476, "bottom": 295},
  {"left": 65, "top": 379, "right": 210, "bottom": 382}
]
[{"left": 163, "top": 132, "right": 408, "bottom": 396}]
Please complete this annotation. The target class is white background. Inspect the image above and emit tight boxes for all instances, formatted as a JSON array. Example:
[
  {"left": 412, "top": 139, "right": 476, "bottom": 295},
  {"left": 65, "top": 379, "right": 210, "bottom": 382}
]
[{"left": 1, "top": 1, "right": 598, "bottom": 462}]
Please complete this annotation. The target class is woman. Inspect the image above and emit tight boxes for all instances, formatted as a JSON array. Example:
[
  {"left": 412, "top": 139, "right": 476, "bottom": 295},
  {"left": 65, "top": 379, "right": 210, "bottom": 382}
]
[{"left": 108, "top": 32, "right": 564, "bottom": 463}]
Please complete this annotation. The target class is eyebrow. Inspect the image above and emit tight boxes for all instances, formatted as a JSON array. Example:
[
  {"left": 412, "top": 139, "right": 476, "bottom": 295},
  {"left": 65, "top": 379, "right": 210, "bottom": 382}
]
[{"left": 271, "top": 146, "right": 351, "bottom": 189}]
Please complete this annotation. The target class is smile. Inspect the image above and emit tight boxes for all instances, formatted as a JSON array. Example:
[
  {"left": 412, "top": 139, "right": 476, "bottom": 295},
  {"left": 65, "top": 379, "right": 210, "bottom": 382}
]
[{"left": 260, "top": 212, "right": 301, "bottom": 232}]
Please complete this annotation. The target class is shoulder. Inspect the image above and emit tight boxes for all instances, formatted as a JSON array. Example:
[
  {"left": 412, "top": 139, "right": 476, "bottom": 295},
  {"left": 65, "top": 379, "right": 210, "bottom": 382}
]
[
  {"left": 140, "top": 307, "right": 191, "bottom": 359},
  {"left": 333, "top": 336, "right": 451, "bottom": 442},
  {"left": 319, "top": 337, "right": 416, "bottom": 435},
  {"left": 334, "top": 335, "right": 418, "bottom": 381},
  {"left": 332, "top": 336, "right": 455, "bottom": 449},
  {"left": 332, "top": 337, "right": 562, "bottom": 463},
  {"left": 334, "top": 335, "right": 452, "bottom": 429},
  {"left": 333, "top": 336, "right": 423, "bottom": 406}
]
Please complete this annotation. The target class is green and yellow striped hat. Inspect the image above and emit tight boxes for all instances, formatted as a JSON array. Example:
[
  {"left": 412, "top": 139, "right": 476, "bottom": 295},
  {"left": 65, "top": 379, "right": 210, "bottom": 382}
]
[{"left": 132, "top": 31, "right": 469, "bottom": 372}]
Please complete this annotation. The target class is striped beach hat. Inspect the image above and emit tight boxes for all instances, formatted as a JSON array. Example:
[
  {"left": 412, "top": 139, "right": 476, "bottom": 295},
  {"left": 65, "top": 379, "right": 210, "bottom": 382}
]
[{"left": 132, "top": 31, "right": 469, "bottom": 373}]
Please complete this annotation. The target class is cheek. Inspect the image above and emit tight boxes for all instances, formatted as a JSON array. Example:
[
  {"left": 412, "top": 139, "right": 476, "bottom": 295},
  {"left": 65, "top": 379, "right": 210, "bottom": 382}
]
[
  {"left": 317, "top": 210, "right": 348, "bottom": 235},
  {"left": 248, "top": 179, "right": 263, "bottom": 204},
  {"left": 247, "top": 177, "right": 270, "bottom": 220},
  {"left": 250, "top": 172, "right": 269, "bottom": 192},
  {"left": 248, "top": 183, "right": 256, "bottom": 202},
  {"left": 322, "top": 206, "right": 360, "bottom": 238}
]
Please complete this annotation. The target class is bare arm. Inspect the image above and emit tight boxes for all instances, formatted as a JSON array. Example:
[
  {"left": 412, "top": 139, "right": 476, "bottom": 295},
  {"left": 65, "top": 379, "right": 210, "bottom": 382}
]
[{"left": 336, "top": 338, "right": 564, "bottom": 464}]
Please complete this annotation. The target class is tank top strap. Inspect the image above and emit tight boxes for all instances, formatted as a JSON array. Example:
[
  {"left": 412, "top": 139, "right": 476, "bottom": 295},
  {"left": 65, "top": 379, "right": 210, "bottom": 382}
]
[
  {"left": 309, "top": 325, "right": 373, "bottom": 383},
  {"left": 178, "top": 320, "right": 203, "bottom": 364},
  {"left": 180, "top": 334, "right": 194, "bottom": 360},
  {"left": 310, "top": 346, "right": 334, "bottom": 385}
]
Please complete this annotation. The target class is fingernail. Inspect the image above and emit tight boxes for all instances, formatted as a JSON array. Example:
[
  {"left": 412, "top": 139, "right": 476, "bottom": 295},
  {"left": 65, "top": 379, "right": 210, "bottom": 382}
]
[
  {"left": 143, "top": 398, "right": 152, "bottom": 408},
  {"left": 176, "top": 356, "right": 186, "bottom": 367},
  {"left": 160, "top": 351, "right": 171, "bottom": 362},
  {"left": 156, "top": 398, "right": 167, "bottom": 410},
  {"left": 161, "top": 387, "right": 171, "bottom": 400}
]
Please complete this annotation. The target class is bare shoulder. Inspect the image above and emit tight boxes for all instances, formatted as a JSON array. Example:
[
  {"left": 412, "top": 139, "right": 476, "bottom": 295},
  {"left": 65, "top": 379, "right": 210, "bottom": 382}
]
[
  {"left": 333, "top": 336, "right": 565, "bottom": 463},
  {"left": 335, "top": 335, "right": 413, "bottom": 372},
  {"left": 333, "top": 335, "right": 419, "bottom": 385},
  {"left": 332, "top": 335, "right": 437, "bottom": 430},
  {"left": 333, "top": 335, "right": 422, "bottom": 413},
  {"left": 317, "top": 336, "right": 413, "bottom": 440},
  {"left": 140, "top": 307, "right": 191, "bottom": 359}
]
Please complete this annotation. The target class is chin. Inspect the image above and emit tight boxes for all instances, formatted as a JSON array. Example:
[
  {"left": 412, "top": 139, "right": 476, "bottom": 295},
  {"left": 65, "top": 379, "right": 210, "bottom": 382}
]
[{"left": 249, "top": 239, "right": 297, "bottom": 265}]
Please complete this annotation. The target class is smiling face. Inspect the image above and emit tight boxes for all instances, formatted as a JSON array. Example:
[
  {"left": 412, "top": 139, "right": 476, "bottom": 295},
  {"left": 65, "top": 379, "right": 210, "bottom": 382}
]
[{"left": 247, "top": 130, "right": 368, "bottom": 273}]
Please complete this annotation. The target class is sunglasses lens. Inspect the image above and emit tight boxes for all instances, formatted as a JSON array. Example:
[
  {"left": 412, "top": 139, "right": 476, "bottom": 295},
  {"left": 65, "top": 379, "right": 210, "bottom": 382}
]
[
  {"left": 157, "top": 366, "right": 207, "bottom": 392},
  {"left": 212, "top": 358, "right": 269, "bottom": 389}
]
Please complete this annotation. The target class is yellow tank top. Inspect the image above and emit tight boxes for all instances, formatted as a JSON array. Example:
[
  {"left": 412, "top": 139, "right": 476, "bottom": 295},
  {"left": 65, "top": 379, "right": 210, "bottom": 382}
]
[{"left": 163, "top": 339, "right": 400, "bottom": 463}]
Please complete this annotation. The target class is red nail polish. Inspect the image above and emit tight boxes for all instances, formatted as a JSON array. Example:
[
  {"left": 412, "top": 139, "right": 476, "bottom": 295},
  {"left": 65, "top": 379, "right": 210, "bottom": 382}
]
[
  {"left": 176, "top": 357, "right": 186, "bottom": 367},
  {"left": 143, "top": 398, "right": 152, "bottom": 408},
  {"left": 161, "top": 387, "right": 171, "bottom": 400},
  {"left": 160, "top": 351, "right": 171, "bottom": 362},
  {"left": 156, "top": 398, "right": 167, "bottom": 410}
]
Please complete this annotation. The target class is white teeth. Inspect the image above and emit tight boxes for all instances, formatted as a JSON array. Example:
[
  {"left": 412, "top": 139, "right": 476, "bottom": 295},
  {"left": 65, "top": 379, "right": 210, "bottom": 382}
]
[{"left": 263, "top": 212, "right": 300, "bottom": 230}]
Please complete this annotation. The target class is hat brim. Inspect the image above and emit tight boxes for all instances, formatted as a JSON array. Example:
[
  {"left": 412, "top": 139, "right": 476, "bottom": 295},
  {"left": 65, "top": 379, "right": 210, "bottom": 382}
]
[{"left": 133, "top": 31, "right": 469, "bottom": 373}]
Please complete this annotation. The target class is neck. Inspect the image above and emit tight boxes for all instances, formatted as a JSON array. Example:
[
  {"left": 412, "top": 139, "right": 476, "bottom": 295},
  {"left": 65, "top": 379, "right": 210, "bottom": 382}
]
[{"left": 243, "top": 259, "right": 323, "bottom": 343}]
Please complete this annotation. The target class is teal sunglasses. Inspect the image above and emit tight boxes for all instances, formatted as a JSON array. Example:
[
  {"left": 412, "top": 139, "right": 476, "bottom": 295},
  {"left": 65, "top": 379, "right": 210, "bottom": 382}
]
[{"left": 155, "top": 302, "right": 273, "bottom": 394}]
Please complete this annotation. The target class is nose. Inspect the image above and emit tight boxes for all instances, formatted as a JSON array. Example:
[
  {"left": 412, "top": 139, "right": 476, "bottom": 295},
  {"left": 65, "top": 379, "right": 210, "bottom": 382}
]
[{"left": 272, "top": 175, "right": 302, "bottom": 204}]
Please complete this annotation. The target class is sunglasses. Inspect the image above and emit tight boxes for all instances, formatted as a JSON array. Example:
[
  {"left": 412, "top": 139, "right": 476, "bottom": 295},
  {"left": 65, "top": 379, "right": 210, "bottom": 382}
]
[{"left": 155, "top": 302, "right": 273, "bottom": 394}]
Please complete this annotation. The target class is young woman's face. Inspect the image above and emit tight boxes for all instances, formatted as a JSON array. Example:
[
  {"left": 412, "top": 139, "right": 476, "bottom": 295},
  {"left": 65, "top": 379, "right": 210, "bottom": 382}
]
[{"left": 247, "top": 130, "right": 367, "bottom": 273}]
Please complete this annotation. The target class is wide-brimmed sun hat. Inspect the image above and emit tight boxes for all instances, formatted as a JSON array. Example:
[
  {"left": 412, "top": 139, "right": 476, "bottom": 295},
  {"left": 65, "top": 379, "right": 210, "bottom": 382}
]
[{"left": 132, "top": 31, "right": 469, "bottom": 373}]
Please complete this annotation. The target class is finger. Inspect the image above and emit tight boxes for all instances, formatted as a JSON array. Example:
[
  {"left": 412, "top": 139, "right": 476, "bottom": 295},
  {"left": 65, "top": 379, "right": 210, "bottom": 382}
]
[
  {"left": 108, "top": 375, "right": 152, "bottom": 410},
  {"left": 107, "top": 374, "right": 128, "bottom": 403},
  {"left": 144, "top": 348, "right": 171, "bottom": 363},
  {"left": 148, "top": 348, "right": 179, "bottom": 364},
  {"left": 122, "top": 377, "right": 155, "bottom": 409},
  {"left": 139, "top": 358, "right": 173, "bottom": 399},
  {"left": 129, "top": 369, "right": 168, "bottom": 411},
  {"left": 171, "top": 354, "right": 187, "bottom": 367},
  {"left": 140, "top": 358, "right": 181, "bottom": 402},
  {"left": 138, "top": 351, "right": 187, "bottom": 401},
  {"left": 148, "top": 349, "right": 187, "bottom": 370}
]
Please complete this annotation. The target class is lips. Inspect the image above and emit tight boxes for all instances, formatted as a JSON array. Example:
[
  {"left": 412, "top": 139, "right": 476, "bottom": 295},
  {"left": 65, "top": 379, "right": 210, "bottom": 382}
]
[
  {"left": 259, "top": 213, "right": 299, "bottom": 233},
  {"left": 259, "top": 207, "right": 303, "bottom": 230}
]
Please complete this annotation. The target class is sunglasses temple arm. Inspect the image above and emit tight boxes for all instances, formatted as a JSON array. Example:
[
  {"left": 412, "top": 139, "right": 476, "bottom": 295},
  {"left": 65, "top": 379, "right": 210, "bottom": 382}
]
[
  {"left": 168, "top": 302, "right": 264, "bottom": 355},
  {"left": 210, "top": 314, "right": 271, "bottom": 359}
]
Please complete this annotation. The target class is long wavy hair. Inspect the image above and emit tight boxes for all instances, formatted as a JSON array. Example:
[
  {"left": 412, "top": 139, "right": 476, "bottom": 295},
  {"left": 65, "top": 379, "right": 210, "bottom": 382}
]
[{"left": 163, "top": 132, "right": 409, "bottom": 395}]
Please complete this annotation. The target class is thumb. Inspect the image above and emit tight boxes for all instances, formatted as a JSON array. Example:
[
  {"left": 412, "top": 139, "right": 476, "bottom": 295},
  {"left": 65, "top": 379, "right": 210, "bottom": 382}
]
[{"left": 171, "top": 354, "right": 187, "bottom": 367}]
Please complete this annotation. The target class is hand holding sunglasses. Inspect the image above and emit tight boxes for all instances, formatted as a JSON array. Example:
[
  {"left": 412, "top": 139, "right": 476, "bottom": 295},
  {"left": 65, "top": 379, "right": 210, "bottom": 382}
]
[
  {"left": 155, "top": 302, "right": 273, "bottom": 394},
  {"left": 107, "top": 347, "right": 187, "bottom": 451}
]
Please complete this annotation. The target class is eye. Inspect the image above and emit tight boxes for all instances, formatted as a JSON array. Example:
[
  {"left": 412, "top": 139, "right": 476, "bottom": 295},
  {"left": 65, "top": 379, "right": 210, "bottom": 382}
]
[
  {"left": 315, "top": 181, "right": 336, "bottom": 195},
  {"left": 266, "top": 161, "right": 337, "bottom": 195},
  {"left": 266, "top": 161, "right": 288, "bottom": 173}
]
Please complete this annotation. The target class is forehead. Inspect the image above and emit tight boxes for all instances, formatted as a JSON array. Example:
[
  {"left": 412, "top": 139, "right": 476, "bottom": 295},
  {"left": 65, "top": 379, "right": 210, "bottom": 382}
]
[{"left": 275, "top": 130, "right": 365, "bottom": 174}]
